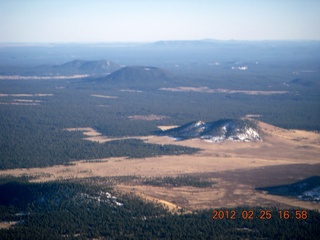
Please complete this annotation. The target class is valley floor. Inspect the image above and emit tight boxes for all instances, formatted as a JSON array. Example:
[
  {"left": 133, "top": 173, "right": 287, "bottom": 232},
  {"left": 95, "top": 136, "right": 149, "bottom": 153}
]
[{"left": 1, "top": 120, "right": 319, "bottom": 211}]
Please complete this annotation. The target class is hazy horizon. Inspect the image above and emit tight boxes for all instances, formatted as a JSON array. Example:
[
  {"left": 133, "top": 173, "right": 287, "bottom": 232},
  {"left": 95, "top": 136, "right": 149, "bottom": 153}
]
[
  {"left": 1, "top": 39, "right": 320, "bottom": 46},
  {"left": 1, "top": 0, "right": 320, "bottom": 43}
]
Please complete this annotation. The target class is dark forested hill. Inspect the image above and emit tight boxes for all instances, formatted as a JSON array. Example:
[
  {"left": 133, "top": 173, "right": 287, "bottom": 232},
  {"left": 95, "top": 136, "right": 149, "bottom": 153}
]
[
  {"left": 0, "top": 59, "right": 121, "bottom": 77},
  {"left": 256, "top": 176, "right": 320, "bottom": 202},
  {"left": 92, "top": 66, "right": 185, "bottom": 89}
]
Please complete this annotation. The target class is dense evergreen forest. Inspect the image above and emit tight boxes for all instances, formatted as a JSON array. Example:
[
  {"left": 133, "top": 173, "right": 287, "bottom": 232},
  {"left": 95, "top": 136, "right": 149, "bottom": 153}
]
[
  {"left": 0, "top": 74, "right": 319, "bottom": 170},
  {"left": 0, "top": 177, "right": 319, "bottom": 240}
]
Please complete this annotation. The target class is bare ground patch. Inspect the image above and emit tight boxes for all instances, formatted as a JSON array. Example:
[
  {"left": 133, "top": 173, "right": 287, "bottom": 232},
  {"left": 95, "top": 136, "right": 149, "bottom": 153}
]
[
  {"left": 90, "top": 94, "right": 118, "bottom": 99},
  {"left": 0, "top": 93, "right": 53, "bottom": 97},
  {"left": 128, "top": 114, "right": 169, "bottom": 121},
  {"left": 159, "top": 86, "right": 288, "bottom": 95},
  {"left": 157, "top": 125, "right": 179, "bottom": 131},
  {"left": 0, "top": 221, "right": 18, "bottom": 229},
  {"left": 64, "top": 127, "right": 141, "bottom": 143},
  {"left": 0, "top": 93, "right": 53, "bottom": 105},
  {"left": 0, "top": 75, "right": 89, "bottom": 80},
  {"left": 0, "top": 102, "right": 40, "bottom": 106}
]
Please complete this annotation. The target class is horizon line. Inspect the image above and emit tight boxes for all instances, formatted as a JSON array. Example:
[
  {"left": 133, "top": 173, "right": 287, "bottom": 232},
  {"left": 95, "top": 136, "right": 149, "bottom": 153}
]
[{"left": 1, "top": 39, "right": 320, "bottom": 46}]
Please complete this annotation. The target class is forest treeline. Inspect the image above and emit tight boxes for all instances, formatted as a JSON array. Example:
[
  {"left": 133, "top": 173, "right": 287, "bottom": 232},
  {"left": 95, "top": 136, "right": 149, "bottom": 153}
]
[
  {"left": 0, "top": 77, "right": 319, "bottom": 170},
  {"left": 0, "top": 177, "right": 319, "bottom": 239}
]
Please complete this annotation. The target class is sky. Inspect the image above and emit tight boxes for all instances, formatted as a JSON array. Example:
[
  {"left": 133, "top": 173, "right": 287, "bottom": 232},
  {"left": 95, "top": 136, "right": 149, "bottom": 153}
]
[{"left": 1, "top": 0, "right": 320, "bottom": 43}]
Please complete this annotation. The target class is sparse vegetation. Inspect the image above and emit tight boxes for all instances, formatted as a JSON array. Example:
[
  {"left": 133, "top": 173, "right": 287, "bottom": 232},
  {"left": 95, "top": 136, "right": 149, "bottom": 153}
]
[{"left": 143, "top": 175, "right": 215, "bottom": 188}]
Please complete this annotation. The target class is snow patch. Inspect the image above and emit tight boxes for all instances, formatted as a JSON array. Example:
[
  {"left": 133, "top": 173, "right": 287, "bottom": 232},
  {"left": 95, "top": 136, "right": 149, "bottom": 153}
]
[
  {"left": 232, "top": 66, "right": 248, "bottom": 70},
  {"left": 298, "top": 186, "right": 320, "bottom": 202}
]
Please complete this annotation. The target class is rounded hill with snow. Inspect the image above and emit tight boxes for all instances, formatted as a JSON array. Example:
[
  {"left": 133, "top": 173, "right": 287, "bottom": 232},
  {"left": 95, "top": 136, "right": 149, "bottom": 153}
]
[{"left": 159, "top": 119, "right": 262, "bottom": 143}]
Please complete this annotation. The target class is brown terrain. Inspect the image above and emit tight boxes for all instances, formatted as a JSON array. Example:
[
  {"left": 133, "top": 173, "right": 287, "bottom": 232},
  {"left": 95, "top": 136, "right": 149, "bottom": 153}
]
[{"left": 1, "top": 120, "right": 319, "bottom": 212}]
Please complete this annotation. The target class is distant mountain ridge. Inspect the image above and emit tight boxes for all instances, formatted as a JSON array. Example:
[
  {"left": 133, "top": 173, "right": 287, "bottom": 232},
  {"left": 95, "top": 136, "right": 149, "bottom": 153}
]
[
  {"left": 0, "top": 59, "right": 121, "bottom": 77},
  {"left": 50, "top": 59, "right": 121, "bottom": 75},
  {"left": 159, "top": 119, "right": 261, "bottom": 143}
]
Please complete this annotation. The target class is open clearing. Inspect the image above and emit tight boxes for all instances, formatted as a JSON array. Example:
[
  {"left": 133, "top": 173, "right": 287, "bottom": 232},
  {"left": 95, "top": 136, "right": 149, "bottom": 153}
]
[
  {"left": 0, "top": 93, "right": 53, "bottom": 105},
  {"left": 128, "top": 114, "right": 169, "bottom": 121},
  {"left": 1, "top": 120, "right": 319, "bottom": 211},
  {"left": 0, "top": 75, "right": 89, "bottom": 80},
  {"left": 0, "top": 222, "right": 18, "bottom": 230},
  {"left": 90, "top": 94, "right": 118, "bottom": 99},
  {"left": 159, "top": 86, "right": 288, "bottom": 95}
]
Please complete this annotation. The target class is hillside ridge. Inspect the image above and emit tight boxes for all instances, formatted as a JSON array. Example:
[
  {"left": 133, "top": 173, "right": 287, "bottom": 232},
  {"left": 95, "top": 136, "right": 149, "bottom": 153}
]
[
  {"left": 94, "top": 66, "right": 183, "bottom": 88},
  {"left": 52, "top": 59, "right": 121, "bottom": 75},
  {"left": 158, "top": 118, "right": 261, "bottom": 143}
]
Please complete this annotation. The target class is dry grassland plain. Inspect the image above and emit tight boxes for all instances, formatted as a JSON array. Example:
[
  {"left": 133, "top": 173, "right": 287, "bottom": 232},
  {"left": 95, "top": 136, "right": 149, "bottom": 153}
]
[{"left": 1, "top": 120, "right": 319, "bottom": 212}]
